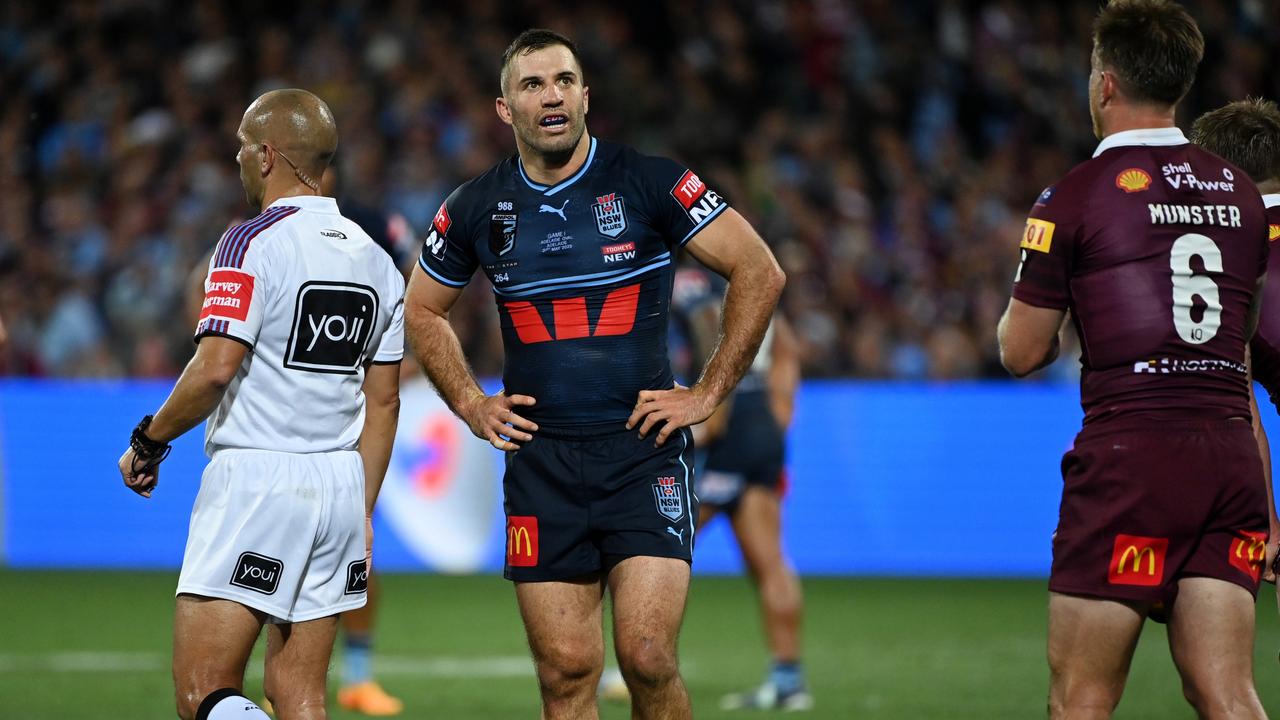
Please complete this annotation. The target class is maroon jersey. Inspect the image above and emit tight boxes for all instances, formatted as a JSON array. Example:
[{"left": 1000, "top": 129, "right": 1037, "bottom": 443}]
[
  {"left": 1014, "top": 128, "right": 1269, "bottom": 425},
  {"left": 1250, "top": 197, "right": 1280, "bottom": 411}
]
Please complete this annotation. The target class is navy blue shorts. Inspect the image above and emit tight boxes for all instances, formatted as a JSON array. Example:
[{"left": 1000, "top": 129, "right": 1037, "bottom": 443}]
[{"left": 502, "top": 424, "right": 698, "bottom": 582}]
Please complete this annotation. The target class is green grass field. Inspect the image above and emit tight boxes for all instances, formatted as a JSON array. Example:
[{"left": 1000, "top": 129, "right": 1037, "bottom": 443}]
[{"left": 2, "top": 572, "right": 1280, "bottom": 719}]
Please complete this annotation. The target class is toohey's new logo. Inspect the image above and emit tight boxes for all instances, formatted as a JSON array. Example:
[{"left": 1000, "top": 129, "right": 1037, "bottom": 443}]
[{"left": 286, "top": 281, "right": 378, "bottom": 374}]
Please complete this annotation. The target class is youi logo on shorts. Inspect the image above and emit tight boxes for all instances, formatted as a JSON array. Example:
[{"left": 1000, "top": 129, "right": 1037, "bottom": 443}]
[
  {"left": 286, "top": 281, "right": 379, "bottom": 375},
  {"left": 345, "top": 559, "right": 369, "bottom": 595},
  {"left": 230, "top": 551, "right": 283, "bottom": 595}
]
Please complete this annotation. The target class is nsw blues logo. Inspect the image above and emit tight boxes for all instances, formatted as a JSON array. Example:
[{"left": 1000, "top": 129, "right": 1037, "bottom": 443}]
[
  {"left": 593, "top": 193, "right": 627, "bottom": 238},
  {"left": 652, "top": 475, "right": 684, "bottom": 522}
]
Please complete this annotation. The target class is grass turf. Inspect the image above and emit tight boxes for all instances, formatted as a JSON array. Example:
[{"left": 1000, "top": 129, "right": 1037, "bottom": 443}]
[{"left": 1, "top": 571, "right": 1279, "bottom": 718}]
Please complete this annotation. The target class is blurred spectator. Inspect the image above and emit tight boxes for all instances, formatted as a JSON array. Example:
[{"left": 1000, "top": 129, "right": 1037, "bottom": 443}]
[{"left": 0, "top": 1, "right": 1276, "bottom": 379}]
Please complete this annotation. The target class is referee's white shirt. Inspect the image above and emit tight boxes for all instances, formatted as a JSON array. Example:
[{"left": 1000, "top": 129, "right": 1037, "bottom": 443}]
[{"left": 194, "top": 195, "right": 405, "bottom": 456}]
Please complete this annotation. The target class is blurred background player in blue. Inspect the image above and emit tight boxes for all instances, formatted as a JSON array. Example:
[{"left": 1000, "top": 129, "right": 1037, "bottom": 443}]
[
  {"left": 604, "top": 262, "right": 808, "bottom": 711},
  {"left": 675, "top": 265, "right": 807, "bottom": 711}
]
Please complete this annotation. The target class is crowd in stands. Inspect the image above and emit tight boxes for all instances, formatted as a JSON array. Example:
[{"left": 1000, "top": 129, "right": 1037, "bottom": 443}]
[{"left": 0, "top": 0, "right": 1276, "bottom": 379}]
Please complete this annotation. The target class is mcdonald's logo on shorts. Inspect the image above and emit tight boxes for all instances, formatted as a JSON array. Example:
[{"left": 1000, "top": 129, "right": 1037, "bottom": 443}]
[
  {"left": 1228, "top": 530, "right": 1268, "bottom": 583},
  {"left": 1107, "top": 534, "right": 1168, "bottom": 587},
  {"left": 506, "top": 515, "right": 539, "bottom": 567}
]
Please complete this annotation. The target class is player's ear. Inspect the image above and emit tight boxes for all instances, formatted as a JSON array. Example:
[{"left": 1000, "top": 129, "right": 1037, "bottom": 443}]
[
  {"left": 259, "top": 144, "right": 272, "bottom": 177},
  {"left": 1099, "top": 70, "right": 1118, "bottom": 108},
  {"left": 582, "top": 85, "right": 589, "bottom": 116},
  {"left": 495, "top": 96, "right": 514, "bottom": 127}
]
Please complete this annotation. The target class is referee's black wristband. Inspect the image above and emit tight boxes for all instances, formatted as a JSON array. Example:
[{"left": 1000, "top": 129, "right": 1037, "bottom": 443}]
[{"left": 130, "top": 415, "right": 172, "bottom": 465}]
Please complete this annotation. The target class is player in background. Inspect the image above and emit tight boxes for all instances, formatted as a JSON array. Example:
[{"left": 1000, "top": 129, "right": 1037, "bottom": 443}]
[
  {"left": 677, "top": 265, "right": 809, "bottom": 710},
  {"left": 405, "top": 29, "right": 785, "bottom": 720},
  {"left": 1191, "top": 97, "right": 1280, "bottom": 593},
  {"left": 600, "top": 265, "right": 807, "bottom": 711},
  {"left": 117, "top": 89, "right": 405, "bottom": 720},
  {"left": 997, "top": 2, "right": 1270, "bottom": 718}
]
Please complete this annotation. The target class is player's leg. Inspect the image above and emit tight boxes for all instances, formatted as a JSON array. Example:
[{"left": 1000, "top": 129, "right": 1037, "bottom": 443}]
[
  {"left": 1046, "top": 592, "right": 1146, "bottom": 719},
  {"left": 262, "top": 615, "right": 341, "bottom": 720},
  {"left": 721, "top": 484, "right": 809, "bottom": 710},
  {"left": 1167, "top": 580, "right": 1266, "bottom": 718},
  {"left": 172, "top": 594, "right": 270, "bottom": 720},
  {"left": 337, "top": 573, "right": 403, "bottom": 716},
  {"left": 609, "top": 556, "right": 692, "bottom": 720},
  {"left": 516, "top": 576, "right": 607, "bottom": 720}
]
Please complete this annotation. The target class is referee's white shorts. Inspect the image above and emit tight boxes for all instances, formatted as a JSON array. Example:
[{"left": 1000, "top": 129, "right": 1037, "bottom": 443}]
[{"left": 176, "top": 448, "right": 368, "bottom": 623}]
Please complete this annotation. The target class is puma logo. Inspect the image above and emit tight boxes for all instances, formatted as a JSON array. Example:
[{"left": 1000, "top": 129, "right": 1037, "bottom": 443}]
[
  {"left": 538, "top": 199, "right": 569, "bottom": 221},
  {"left": 667, "top": 526, "right": 685, "bottom": 545}
]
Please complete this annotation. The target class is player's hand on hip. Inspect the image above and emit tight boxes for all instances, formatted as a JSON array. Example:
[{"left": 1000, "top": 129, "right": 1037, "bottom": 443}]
[
  {"left": 464, "top": 392, "right": 538, "bottom": 452},
  {"left": 118, "top": 448, "right": 160, "bottom": 499},
  {"left": 628, "top": 383, "right": 716, "bottom": 446}
]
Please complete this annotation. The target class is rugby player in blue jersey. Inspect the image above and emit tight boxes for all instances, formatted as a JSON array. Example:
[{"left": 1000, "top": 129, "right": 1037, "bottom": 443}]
[{"left": 404, "top": 29, "right": 785, "bottom": 720}]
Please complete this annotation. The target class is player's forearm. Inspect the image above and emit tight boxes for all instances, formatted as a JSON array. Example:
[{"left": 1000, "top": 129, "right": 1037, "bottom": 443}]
[
  {"left": 358, "top": 399, "right": 399, "bottom": 515},
  {"left": 405, "top": 309, "right": 485, "bottom": 418},
  {"left": 146, "top": 358, "right": 233, "bottom": 442},
  {"left": 696, "top": 261, "right": 785, "bottom": 405}
]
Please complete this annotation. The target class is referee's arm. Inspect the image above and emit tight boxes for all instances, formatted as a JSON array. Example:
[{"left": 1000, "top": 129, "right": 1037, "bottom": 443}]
[
  {"left": 146, "top": 336, "right": 247, "bottom": 442},
  {"left": 359, "top": 361, "right": 400, "bottom": 516}
]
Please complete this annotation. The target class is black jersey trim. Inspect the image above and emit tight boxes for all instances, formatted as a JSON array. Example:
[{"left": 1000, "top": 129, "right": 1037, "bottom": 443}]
[{"left": 193, "top": 329, "right": 254, "bottom": 350}]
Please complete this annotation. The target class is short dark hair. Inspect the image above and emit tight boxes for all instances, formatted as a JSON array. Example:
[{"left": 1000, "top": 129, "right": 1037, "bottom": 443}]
[
  {"left": 499, "top": 29, "right": 583, "bottom": 94},
  {"left": 1092, "top": 0, "right": 1204, "bottom": 106},
  {"left": 1191, "top": 98, "right": 1280, "bottom": 184}
]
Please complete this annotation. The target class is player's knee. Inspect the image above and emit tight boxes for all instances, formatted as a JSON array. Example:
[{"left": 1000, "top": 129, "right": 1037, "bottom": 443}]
[
  {"left": 1181, "top": 675, "right": 1259, "bottom": 717},
  {"left": 534, "top": 641, "right": 600, "bottom": 695},
  {"left": 616, "top": 639, "right": 678, "bottom": 688},
  {"left": 264, "top": 671, "right": 324, "bottom": 714},
  {"left": 174, "top": 688, "right": 201, "bottom": 720}
]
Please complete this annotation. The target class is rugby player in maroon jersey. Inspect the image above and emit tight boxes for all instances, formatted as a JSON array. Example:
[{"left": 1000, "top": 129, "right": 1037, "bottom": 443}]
[{"left": 999, "top": 2, "right": 1270, "bottom": 717}]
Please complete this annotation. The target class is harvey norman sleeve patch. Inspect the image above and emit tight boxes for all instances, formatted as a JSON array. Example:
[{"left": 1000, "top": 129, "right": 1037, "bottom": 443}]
[
  {"left": 201, "top": 270, "right": 255, "bottom": 322},
  {"left": 1020, "top": 218, "right": 1056, "bottom": 254}
]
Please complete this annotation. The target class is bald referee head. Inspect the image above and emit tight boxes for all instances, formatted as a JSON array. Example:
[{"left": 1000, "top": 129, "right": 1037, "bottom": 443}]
[{"left": 235, "top": 88, "right": 338, "bottom": 210}]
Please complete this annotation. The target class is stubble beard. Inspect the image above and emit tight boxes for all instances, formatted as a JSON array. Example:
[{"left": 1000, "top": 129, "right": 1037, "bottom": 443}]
[{"left": 517, "top": 113, "right": 585, "bottom": 167}]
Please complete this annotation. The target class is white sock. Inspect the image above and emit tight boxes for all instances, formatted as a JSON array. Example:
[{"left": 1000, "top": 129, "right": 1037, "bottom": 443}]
[{"left": 197, "top": 689, "right": 271, "bottom": 720}]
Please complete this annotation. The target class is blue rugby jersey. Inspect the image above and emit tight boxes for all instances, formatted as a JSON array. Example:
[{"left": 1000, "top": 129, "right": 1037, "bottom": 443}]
[{"left": 419, "top": 137, "right": 729, "bottom": 428}]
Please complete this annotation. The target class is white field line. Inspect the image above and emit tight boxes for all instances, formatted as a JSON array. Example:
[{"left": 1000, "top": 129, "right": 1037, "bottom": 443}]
[{"left": 0, "top": 652, "right": 536, "bottom": 678}]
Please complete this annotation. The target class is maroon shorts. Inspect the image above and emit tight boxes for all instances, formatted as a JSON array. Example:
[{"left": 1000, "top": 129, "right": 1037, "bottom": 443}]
[{"left": 1050, "top": 418, "right": 1268, "bottom": 610}]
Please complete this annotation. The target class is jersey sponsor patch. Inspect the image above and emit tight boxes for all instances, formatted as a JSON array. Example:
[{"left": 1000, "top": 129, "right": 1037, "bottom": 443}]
[
  {"left": 1020, "top": 218, "right": 1055, "bottom": 254},
  {"left": 285, "top": 281, "right": 379, "bottom": 374},
  {"left": 652, "top": 475, "right": 685, "bottom": 522},
  {"left": 1107, "top": 534, "right": 1167, "bottom": 587},
  {"left": 425, "top": 228, "right": 446, "bottom": 261},
  {"left": 433, "top": 202, "right": 452, "bottom": 235},
  {"left": 230, "top": 551, "right": 283, "bottom": 595},
  {"left": 506, "top": 515, "right": 539, "bottom": 567},
  {"left": 1115, "top": 168, "right": 1152, "bottom": 193},
  {"left": 1035, "top": 186, "right": 1055, "bottom": 206},
  {"left": 670, "top": 170, "right": 723, "bottom": 224},
  {"left": 200, "top": 270, "right": 255, "bottom": 322},
  {"left": 345, "top": 559, "right": 369, "bottom": 595},
  {"left": 600, "top": 241, "right": 636, "bottom": 263},
  {"left": 1270, "top": 224, "right": 1280, "bottom": 242},
  {"left": 592, "top": 193, "right": 628, "bottom": 238},
  {"left": 1228, "top": 530, "right": 1267, "bottom": 583}
]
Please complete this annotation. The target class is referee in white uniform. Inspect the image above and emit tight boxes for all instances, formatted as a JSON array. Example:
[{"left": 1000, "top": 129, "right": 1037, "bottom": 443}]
[{"left": 117, "top": 89, "right": 404, "bottom": 720}]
